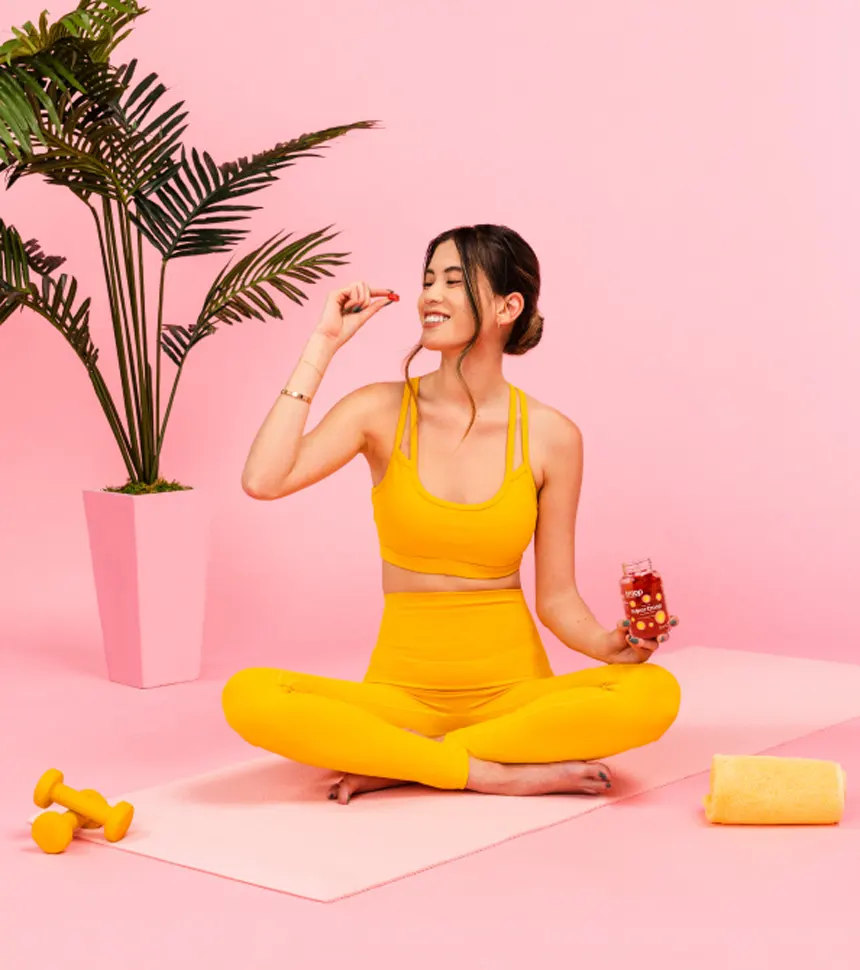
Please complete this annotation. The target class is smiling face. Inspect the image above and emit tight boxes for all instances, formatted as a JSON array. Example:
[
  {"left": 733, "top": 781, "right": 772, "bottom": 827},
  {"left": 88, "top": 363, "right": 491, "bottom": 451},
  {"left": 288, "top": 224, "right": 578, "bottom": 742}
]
[{"left": 418, "top": 238, "right": 502, "bottom": 352}]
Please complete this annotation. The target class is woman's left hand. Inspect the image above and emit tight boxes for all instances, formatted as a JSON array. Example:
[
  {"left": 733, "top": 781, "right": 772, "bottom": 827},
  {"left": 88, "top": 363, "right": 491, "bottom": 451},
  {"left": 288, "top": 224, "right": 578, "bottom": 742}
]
[{"left": 599, "top": 615, "right": 680, "bottom": 664}]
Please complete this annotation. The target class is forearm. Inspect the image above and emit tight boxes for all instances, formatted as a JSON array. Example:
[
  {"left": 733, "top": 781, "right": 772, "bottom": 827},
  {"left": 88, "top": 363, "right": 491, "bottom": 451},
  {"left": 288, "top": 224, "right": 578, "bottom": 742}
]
[
  {"left": 538, "top": 590, "right": 610, "bottom": 663},
  {"left": 241, "top": 332, "right": 336, "bottom": 496}
]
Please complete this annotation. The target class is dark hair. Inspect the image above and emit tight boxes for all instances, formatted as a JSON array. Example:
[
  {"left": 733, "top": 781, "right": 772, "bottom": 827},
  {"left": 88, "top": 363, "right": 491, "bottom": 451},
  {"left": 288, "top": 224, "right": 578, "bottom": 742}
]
[{"left": 403, "top": 224, "right": 544, "bottom": 437}]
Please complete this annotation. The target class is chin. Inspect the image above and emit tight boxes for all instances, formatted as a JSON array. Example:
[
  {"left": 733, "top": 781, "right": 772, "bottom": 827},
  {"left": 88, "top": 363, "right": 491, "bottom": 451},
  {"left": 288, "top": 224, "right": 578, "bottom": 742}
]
[
  {"left": 420, "top": 325, "right": 469, "bottom": 351},
  {"left": 420, "top": 329, "right": 445, "bottom": 348}
]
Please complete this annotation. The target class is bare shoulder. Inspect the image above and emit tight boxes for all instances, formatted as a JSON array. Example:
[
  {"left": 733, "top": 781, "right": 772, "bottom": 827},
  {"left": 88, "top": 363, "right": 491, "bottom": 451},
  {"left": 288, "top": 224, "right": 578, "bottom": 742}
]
[
  {"left": 357, "top": 379, "right": 405, "bottom": 416},
  {"left": 345, "top": 379, "right": 402, "bottom": 409},
  {"left": 521, "top": 391, "right": 583, "bottom": 489},
  {"left": 347, "top": 379, "right": 405, "bottom": 445},
  {"left": 332, "top": 379, "right": 402, "bottom": 416}
]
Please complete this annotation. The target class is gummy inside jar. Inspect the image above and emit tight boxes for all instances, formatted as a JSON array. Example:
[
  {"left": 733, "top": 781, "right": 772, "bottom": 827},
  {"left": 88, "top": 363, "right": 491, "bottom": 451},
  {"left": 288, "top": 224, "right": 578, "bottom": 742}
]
[{"left": 620, "top": 569, "right": 670, "bottom": 639}]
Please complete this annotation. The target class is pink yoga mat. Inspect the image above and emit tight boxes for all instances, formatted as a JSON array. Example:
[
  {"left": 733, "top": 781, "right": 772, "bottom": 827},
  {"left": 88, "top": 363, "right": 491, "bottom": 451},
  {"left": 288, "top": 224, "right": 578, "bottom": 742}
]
[{"left": 49, "top": 647, "right": 860, "bottom": 901}]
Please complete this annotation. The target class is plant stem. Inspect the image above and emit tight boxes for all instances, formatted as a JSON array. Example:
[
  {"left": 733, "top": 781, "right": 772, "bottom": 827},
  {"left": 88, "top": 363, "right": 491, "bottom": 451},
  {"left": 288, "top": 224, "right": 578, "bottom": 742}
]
[
  {"left": 18, "top": 287, "right": 137, "bottom": 480},
  {"left": 155, "top": 259, "right": 167, "bottom": 471},
  {"left": 117, "top": 203, "right": 153, "bottom": 481},
  {"left": 137, "top": 227, "right": 157, "bottom": 481},
  {"left": 158, "top": 362, "right": 183, "bottom": 453},
  {"left": 89, "top": 201, "right": 142, "bottom": 477},
  {"left": 88, "top": 367, "right": 137, "bottom": 480},
  {"left": 102, "top": 197, "right": 144, "bottom": 478}
]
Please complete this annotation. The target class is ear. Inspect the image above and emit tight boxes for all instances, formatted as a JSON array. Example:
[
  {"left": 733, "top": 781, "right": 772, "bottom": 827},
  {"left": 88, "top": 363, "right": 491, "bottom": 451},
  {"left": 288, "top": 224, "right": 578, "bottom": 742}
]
[{"left": 496, "top": 292, "right": 524, "bottom": 327}]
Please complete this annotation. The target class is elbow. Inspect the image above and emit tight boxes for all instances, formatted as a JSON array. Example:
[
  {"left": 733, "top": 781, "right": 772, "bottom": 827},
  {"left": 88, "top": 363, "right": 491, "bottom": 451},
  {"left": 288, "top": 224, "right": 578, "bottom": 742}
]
[
  {"left": 535, "top": 589, "right": 578, "bottom": 629},
  {"left": 535, "top": 595, "right": 560, "bottom": 628},
  {"left": 241, "top": 475, "right": 278, "bottom": 501},
  {"left": 535, "top": 602, "right": 555, "bottom": 630}
]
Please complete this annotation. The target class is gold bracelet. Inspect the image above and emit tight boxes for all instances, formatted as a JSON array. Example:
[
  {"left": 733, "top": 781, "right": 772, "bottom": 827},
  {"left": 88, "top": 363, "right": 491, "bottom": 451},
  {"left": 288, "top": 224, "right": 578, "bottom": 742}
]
[{"left": 280, "top": 387, "right": 312, "bottom": 404}]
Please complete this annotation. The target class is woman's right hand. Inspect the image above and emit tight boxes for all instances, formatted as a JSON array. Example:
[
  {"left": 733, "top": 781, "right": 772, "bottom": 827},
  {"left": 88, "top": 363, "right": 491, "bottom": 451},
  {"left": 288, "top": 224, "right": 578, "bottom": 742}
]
[{"left": 313, "top": 281, "right": 398, "bottom": 353}]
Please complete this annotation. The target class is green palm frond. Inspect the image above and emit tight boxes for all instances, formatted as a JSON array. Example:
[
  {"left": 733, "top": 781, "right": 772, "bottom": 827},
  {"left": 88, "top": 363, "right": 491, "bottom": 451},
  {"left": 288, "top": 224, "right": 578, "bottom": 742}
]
[
  {"left": 0, "top": 222, "right": 32, "bottom": 323},
  {"left": 0, "top": 219, "right": 97, "bottom": 366},
  {"left": 159, "top": 227, "right": 348, "bottom": 368},
  {"left": 132, "top": 122, "right": 379, "bottom": 260},
  {"left": 0, "top": 2, "right": 380, "bottom": 487},
  {"left": 0, "top": 2, "right": 146, "bottom": 164},
  {"left": 0, "top": 53, "right": 81, "bottom": 161},
  {"left": 1, "top": 55, "right": 185, "bottom": 202},
  {"left": 0, "top": 1, "right": 146, "bottom": 63},
  {"left": 0, "top": 217, "right": 138, "bottom": 475}
]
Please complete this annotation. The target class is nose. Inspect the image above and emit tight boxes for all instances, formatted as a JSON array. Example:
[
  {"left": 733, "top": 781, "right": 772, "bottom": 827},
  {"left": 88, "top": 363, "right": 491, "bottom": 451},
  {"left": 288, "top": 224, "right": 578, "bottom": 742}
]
[{"left": 423, "top": 277, "right": 448, "bottom": 301}]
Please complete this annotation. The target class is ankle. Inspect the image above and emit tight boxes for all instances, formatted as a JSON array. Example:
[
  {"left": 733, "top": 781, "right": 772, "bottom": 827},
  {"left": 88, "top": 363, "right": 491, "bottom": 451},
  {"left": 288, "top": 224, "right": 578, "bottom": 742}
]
[{"left": 465, "top": 757, "right": 511, "bottom": 794}]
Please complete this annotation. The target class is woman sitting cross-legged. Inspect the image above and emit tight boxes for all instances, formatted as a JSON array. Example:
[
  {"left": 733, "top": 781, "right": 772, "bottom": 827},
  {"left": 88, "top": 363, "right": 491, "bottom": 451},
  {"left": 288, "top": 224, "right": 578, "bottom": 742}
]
[{"left": 222, "top": 224, "right": 682, "bottom": 804}]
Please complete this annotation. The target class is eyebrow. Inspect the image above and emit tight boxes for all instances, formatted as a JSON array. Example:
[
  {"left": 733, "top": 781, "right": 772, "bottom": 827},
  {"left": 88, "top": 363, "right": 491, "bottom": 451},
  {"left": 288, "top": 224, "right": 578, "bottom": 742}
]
[{"left": 424, "top": 266, "right": 463, "bottom": 275}]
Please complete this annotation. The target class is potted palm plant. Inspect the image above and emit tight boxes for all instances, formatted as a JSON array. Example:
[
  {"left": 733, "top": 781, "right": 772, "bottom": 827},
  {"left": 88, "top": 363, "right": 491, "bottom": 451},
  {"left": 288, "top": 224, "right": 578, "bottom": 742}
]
[{"left": 0, "top": 0, "right": 378, "bottom": 687}]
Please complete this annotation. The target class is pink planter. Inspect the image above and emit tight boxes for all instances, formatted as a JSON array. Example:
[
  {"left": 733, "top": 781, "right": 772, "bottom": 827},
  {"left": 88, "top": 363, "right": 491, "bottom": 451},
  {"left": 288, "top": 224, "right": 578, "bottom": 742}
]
[{"left": 83, "top": 488, "right": 209, "bottom": 688}]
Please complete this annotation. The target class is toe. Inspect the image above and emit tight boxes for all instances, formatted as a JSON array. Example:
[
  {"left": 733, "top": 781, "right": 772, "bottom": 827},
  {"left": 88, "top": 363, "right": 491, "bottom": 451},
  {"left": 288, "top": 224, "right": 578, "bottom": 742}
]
[
  {"left": 336, "top": 777, "right": 354, "bottom": 805},
  {"left": 582, "top": 773, "right": 607, "bottom": 796},
  {"left": 591, "top": 762, "right": 612, "bottom": 789}
]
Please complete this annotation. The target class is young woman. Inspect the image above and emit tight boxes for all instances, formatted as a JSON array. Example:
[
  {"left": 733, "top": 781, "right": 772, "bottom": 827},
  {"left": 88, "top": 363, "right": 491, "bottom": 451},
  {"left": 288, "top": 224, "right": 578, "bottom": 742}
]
[{"left": 223, "top": 224, "right": 682, "bottom": 805}]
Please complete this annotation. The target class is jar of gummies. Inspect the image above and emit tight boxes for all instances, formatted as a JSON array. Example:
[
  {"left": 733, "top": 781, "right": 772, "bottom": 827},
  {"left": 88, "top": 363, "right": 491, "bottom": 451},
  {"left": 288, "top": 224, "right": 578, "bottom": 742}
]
[{"left": 620, "top": 558, "right": 670, "bottom": 640}]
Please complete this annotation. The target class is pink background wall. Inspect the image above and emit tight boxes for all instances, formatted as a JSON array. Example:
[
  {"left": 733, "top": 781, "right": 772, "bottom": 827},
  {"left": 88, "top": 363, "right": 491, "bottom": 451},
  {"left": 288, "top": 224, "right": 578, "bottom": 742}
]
[{"left": 1, "top": 0, "right": 857, "bottom": 681}]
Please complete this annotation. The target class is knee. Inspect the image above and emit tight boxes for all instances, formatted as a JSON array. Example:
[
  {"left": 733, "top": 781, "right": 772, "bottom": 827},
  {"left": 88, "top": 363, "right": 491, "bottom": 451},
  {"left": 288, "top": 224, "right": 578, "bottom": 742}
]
[
  {"left": 625, "top": 663, "right": 682, "bottom": 741},
  {"left": 221, "top": 667, "right": 282, "bottom": 744}
]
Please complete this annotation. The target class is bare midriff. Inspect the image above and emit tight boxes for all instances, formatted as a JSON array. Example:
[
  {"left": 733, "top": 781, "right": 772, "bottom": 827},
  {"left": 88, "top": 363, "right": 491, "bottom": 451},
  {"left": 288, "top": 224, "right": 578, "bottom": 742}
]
[{"left": 381, "top": 561, "right": 522, "bottom": 595}]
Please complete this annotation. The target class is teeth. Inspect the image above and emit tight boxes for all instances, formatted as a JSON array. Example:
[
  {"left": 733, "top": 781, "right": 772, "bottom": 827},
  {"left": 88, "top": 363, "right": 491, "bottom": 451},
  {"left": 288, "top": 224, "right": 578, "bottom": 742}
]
[{"left": 424, "top": 315, "right": 448, "bottom": 324}]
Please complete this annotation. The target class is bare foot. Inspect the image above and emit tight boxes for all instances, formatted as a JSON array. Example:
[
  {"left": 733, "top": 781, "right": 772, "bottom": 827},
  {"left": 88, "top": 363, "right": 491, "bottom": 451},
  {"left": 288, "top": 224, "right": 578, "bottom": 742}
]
[
  {"left": 328, "top": 774, "right": 412, "bottom": 804},
  {"left": 328, "top": 760, "right": 612, "bottom": 803},
  {"left": 327, "top": 729, "right": 441, "bottom": 805},
  {"left": 324, "top": 731, "right": 611, "bottom": 803},
  {"left": 467, "top": 759, "right": 613, "bottom": 797}
]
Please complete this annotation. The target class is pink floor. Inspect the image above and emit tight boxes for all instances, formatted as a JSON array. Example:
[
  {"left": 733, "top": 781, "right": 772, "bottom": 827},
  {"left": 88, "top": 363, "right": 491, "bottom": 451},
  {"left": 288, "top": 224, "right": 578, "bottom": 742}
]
[{"left": 3, "top": 626, "right": 859, "bottom": 970}]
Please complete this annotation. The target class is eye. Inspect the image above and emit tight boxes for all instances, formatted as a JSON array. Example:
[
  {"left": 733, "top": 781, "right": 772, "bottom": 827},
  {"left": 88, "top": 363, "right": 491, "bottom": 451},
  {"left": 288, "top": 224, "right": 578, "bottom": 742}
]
[{"left": 422, "top": 279, "right": 463, "bottom": 288}]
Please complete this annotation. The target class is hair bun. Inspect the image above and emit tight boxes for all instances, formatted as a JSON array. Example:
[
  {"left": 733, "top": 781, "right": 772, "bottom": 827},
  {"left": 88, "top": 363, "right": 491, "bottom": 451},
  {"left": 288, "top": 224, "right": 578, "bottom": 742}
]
[{"left": 506, "top": 308, "right": 543, "bottom": 356}]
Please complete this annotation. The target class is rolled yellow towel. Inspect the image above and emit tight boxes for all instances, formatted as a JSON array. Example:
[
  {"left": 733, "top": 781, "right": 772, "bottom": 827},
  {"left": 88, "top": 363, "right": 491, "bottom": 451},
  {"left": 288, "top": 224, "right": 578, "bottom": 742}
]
[{"left": 703, "top": 754, "right": 847, "bottom": 825}]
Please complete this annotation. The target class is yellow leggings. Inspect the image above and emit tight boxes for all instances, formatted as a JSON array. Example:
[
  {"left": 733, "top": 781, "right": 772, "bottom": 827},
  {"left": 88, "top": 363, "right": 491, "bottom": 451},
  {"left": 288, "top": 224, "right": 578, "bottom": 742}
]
[{"left": 222, "top": 589, "right": 682, "bottom": 790}]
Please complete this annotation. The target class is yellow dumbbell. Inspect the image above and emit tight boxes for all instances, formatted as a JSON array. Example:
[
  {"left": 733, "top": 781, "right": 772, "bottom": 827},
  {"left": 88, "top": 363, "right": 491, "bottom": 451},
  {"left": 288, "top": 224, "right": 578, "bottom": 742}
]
[
  {"left": 31, "top": 790, "right": 107, "bottom": 854},
  {"left": 33, "top": 769, "right": 134, "bottom": 843}
]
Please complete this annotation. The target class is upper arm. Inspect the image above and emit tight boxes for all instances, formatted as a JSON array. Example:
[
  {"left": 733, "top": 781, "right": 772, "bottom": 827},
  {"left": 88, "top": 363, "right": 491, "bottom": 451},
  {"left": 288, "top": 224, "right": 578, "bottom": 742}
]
[
  {"left": 250, "top": 382, "right": 385, "bottom": 499},
  {"left": 533, "top": 412, "right": 584, "bottom": 621}
]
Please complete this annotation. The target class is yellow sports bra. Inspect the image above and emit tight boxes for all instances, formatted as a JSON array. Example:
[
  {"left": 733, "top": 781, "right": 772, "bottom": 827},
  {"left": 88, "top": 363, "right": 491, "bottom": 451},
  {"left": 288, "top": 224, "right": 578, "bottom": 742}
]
[{"left": 371, "top": 376, "right": 538, "bottom": 579}]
